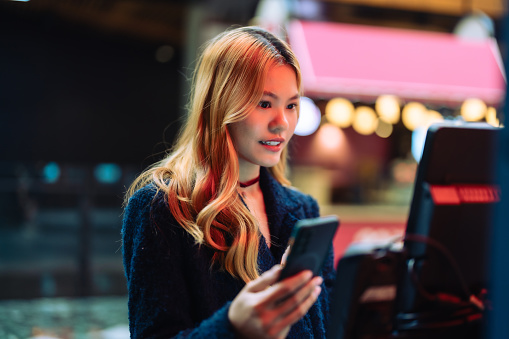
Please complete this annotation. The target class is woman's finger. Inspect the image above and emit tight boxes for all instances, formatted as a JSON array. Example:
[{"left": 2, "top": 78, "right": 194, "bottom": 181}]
[
  {"left": 245, "top": 265, "right": 282, "bottom": 293},
  {"left": 274, "top": 276, "right": 323, "bottom": 317},
  {"left": 281, "top": 246, "right": 290, "bottom": 265},
  {"left": 270, "top": 284, "right": 322, "bottom": 334},
  {"left": 258, "top": 270, "right": 313, "bottom": 306},
  {"left": 229, "top": 268, "right": 322, "bottom": 339}
]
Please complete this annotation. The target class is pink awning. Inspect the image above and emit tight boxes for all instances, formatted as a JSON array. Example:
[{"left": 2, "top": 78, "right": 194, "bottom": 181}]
[{"left": 287, "top": 20, "right": 506, "bottom": 107}]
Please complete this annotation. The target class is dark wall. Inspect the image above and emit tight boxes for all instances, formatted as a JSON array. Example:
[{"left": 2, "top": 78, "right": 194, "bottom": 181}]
[{"left": 0, "top": 7, "right": 183, "bottom": 166}]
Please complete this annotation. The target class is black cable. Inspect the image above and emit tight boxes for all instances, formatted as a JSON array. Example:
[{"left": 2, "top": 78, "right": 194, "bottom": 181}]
[
  {"left": 403, "top": 233, "right": 472, "bottom": 302},
  {"left": 390, "top": 233, "right": 486, "bottom": 333}
]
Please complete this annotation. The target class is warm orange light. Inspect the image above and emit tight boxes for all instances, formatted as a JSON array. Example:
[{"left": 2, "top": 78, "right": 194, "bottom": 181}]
[
  {"left": 424, "top": 110, "right": 444, "bottom": 128},
  {"left": 353, "top": 106, "right": 377, "bottom": 135},
  {"left": 375, "top": 119, "right": 393, "bottom": 138},
  {"left": 402, "top": 102, "right": 427, "bottom": 131},
  {"left": 375, "top": 95, "right": 400, "bottom": 124},
  {"left": 316, "top": 123, "right": 344, "bottom": 149},
  {"left": 325, "top": 98, "right": 355, "bottom": 128},
  {"left": 461, "top": 98, "right": 487, "bottom": 122},
  {"left": 486, "top": 107, "right": 500, "bottom": 127}
]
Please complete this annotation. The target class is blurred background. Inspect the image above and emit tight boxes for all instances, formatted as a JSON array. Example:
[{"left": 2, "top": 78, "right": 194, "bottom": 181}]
[{"left": 0, "top": 0, "right": 506, "bottom": 337}]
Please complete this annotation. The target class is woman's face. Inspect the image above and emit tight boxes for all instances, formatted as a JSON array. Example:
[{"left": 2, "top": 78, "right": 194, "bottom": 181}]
[{"left": 229, "top": 64, "right": 299, "bottom": 177}]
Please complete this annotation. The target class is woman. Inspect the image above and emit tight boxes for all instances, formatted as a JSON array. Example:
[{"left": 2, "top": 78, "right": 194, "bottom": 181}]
[{"left": 122, "top": 26, "right": 335, "bottom": 338}]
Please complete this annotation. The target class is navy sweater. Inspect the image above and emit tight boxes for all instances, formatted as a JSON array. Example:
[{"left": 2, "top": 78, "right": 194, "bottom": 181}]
[{"left": 122, "top": 168, "right": 335, "bottom": 338}]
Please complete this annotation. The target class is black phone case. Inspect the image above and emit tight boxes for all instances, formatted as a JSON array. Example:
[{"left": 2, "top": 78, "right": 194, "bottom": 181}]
[{"left": 278, "top": 215, "right": 339, "bottom": 281}]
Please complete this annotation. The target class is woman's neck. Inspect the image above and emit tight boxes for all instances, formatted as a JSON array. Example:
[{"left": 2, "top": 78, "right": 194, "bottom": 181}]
[{"left": 238, "top": 164, "right": 261, "bottom": 185}]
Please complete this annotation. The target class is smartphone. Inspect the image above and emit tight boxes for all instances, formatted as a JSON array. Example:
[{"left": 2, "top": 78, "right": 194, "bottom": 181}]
[{"left": 278, "top": 215, "right": 340, "bottom": 281}]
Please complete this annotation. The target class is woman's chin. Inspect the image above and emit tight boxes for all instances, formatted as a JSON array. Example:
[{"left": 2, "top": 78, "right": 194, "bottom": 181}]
[{"left": 258, "top": 158, "right": 281, "bottom": 168}]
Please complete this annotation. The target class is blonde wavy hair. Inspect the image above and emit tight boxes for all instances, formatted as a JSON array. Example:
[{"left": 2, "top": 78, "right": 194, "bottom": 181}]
[{"left": 126, "top": 26, "right": 302, "bottom": 283}]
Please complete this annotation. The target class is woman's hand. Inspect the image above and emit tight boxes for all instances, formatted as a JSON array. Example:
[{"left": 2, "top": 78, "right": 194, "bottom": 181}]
[
  {"left": 228, "top": 265, "right": 323, "bottom": 339},
  {"left": 281, "top": 246, "right": 290, "bottom": 266}
]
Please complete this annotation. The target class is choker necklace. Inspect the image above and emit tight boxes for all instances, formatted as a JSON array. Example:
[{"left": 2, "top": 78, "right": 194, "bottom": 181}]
[{"left": 239, "top": 176, "right": 260, "bottom": 188}]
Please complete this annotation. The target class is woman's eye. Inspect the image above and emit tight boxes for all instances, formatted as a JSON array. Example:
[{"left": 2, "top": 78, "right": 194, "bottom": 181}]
[
  {"left": 287, "top": 103, "right": 298, "bottom": 109},
  {"left": 259, "top": 101, "right": 271, "bottom": 109}
]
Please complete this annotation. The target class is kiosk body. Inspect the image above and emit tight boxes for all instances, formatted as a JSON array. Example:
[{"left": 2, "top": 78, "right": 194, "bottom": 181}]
[
  {"left": 394, "top": 122, "right": 499, "bottom": 337},
  {"left": 329, "top": 122, "right": 500, "bottom": 339}
]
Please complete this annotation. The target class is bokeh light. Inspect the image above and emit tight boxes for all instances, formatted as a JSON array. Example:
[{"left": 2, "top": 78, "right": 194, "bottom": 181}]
[
  {"left": 155, "top": 45, "right": 175, "bottom": 63},
  {"left": 402, "top": 102, "right": 427, "bottom": 131},
  {"left": 94, "top": 163, "right": 122, "bottom": 184},
  {"left": 411, "top": 127, "right": 428, "bottom": 163},
  {"left": 423, "top": 110, "right": 444, "bottom": 128},
  {"left": 352, "top": 106, "right": 377, "bottom": 135},
  {"left": 461, "top": 98, "right": 487, "bottom": 121},
  {"left": 42, "top": 162, "right": 61, "bottom": 183},
  {"left": 316, "top": 123, "right": 344, "bottom": 149},
  {"left": 486, "top": 106, "right": 500, "bottom": 127},
  {"left": 375, "top": 119, "right": 393, "bottom": 138},
  {"left": 375, "top": 95, "right": 400, "bottom": 124},
  {"left": 295, "top": 97, "right": 322, "bottom": 136},
  {"left": 325, "top": 97, "right": 355, "bottom": 128}
]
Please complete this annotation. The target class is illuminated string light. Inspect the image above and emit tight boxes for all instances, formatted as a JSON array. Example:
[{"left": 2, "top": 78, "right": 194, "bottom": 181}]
[
  {"left": 353, "top": 106, "right": 377, "bottom": 135},
  {"left": 325, "top": 98, "right": 354, "bottom": 128},
  {"left": 402, "top": 102, "right": 427, "bottom": 131},
  {"left": 424, "top": 110, "right": 444, "bottom": 128},
  {"left": 461, "top": 98, "right": 487, "bottom": 122},
  {"left": 485, "top": 107, "right": 500, "bottom": 127},
  {"left": 375, "top": 95, "right": 400, "bottom": 124},
  {"left": 375, "top": 119, "right": 393, "bottom": 138}
]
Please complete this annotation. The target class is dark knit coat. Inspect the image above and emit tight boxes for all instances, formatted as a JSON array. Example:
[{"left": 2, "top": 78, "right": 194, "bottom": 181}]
[{"left": 122, "top": 168, "right": 335, "bottom": 338}]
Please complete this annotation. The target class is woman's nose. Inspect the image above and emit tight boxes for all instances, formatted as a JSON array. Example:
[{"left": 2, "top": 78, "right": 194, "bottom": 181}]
[{"left": 269, "top": 107, "right": 289, "bottom": 133}]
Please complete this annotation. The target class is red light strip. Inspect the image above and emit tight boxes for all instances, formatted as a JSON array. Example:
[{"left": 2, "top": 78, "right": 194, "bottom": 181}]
[{"left": 430, "top": 184, "right": 501, "bottom": 205}]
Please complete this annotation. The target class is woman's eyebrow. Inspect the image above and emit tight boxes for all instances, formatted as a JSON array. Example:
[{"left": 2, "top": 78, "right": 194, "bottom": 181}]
[{"left": 262, "top": 91, "right": 300, "bottom": 101}]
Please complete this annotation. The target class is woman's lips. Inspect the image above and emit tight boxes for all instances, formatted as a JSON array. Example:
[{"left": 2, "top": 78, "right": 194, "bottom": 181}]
[{"left": 259, "top": 139, "right": 284, "bottom": 152}]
